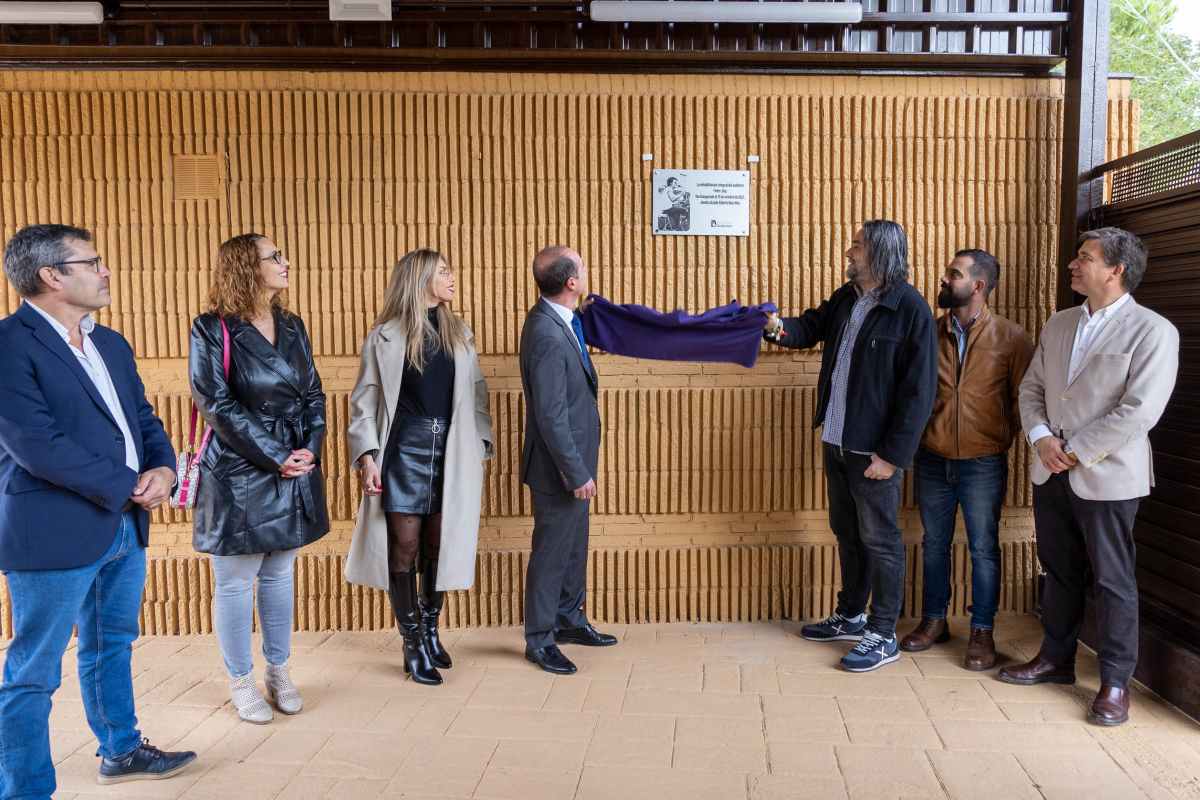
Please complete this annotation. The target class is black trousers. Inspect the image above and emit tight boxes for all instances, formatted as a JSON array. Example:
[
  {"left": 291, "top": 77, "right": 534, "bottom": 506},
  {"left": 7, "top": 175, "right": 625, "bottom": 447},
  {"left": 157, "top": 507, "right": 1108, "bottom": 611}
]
[
  {"left": 825, "top": 445, "right": 906, "bottom": 636},
  {"left": 524, "top": 488, "right": 590, "bottom": 649},
  {"left": 1034, "top": 472, "right": 1141, "bottom": 686}
]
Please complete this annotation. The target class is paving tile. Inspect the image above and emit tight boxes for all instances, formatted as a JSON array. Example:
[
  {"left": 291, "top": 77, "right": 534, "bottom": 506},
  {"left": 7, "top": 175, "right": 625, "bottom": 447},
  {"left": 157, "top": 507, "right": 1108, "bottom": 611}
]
[
  {"left": 178, "top": 762, "right": 301, "bottom": 800},
  {"left": 835, "top": 746, "right": 946, "bottom": 799},
  {"left": 50, "top": 728, "right": 95, "bottom": 765},
  {"left": 385, "top": 736, "right": 497, "bottom": 797},
  {"left": 447, "top": 708, "right": 597, "bottom": 741},
  {"left": 765, "top": 715, "right": 849, "bottom": 745},
  {"left": 765, "top": 742, "right": 840, "bottom": 776},
  {"left": 581, "top": 679, "right": 629, "bottom": 713},
  {"left": 629, "top": 661, "right": 703, "bottom": 693},
  {"left": 673, "top": 742, "right": 767, "bottom": 773},
  {"left": 928, "top": 751, "right": 1040, "bottom": 800},
  {"left": 364, "top": 694, "right": 431, "bottom": 734},
  {"left": 702, "top": 662, "right": 742, "bottom": 694},
  {"left": 1016, "top": 747, "right": 1145, "bottom": 799},
  {"left": 997, "top": 701, "right": 1090, "bottom": 723},
  {"left": 779, "top": 673, "right": 918, "bottom": 700},
  {"left": 403, "top": 697, "right": 467, "bottom": 737},
  {"left": 933, "top": 719, "right": 1103, "bottom": 752},
  {"left": 585, "top": 732, "right": 673, "bottom": 769},
  {"left": 468, "top": 669, "right": 555, "bottom": 709},
  {"left": 303, "top": 729, "right": 411, "bottom": 780},
  {"left": 906, "top": 678, "right": 1007, "bottom": 721},
  {"left": 622, "top": 690, "right": 761, "bottom": 719},
  {"left": 490, "top": 739, "right": 588, "bottom": 772},
  {"left": 542, "top": 675, "right": 591, "bottom": 711},
  {"left": 245, "top": 729, "right": 332, "bottom": 765},
  {"left": 836, "top": 695, "right": 927, "bottom": 723},
  {"left": 845, "top": 721, "right": 943, "bottom": 749},
  {"left": 285, "top": 685, "right": 417, "bottom": 731},
  {"left": 473, "top": 765, "right": 581, "bottom": 800},
  {"left": 740, "top": 664, "right": 782, "bottom": 695},
  {"left": 979, "top": 678, "right": 1089, "bottom": 705},
  {"left": 594, "top": 713, "right": 676, "bottom": 741},
  {"left": 750, "top": 774, "right": 848, "bottom": 800},
  {"left": 576, "top": 765, "right": 748, "bottom": 800}
]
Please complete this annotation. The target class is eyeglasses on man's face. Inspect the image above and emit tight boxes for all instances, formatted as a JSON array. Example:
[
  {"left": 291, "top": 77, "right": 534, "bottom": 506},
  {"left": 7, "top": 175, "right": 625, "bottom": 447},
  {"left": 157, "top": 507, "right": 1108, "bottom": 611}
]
[
  {"left": 51, "top": 256, "right": 105, "bottom": 273},
  {"left": 261, "top": 251, "right": 286, "bottom": 266}
]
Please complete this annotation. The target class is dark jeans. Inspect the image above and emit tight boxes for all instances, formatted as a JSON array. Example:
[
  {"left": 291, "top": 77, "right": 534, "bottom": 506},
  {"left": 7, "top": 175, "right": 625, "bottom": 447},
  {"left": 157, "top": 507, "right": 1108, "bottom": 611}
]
[
  {"left": 915, "top": 449, "right": 1007, "bottom": 629},
  {"left": 1034, "top": 472, "right": 1141, "bottom": 687},
  {"left": 825, "top": 444, "right": 906, "bottom": 636},
  {"left": 0, "top": 514, "right": 145, "bottom": 800}
]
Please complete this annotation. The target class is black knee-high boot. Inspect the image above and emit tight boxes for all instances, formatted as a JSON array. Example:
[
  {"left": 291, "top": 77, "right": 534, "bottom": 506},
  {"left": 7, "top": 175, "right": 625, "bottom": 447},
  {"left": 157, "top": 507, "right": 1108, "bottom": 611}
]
[
  {"left": 387, "top": 571, "right": 442, "bottom": 685},
  {"left": 419, "top": 556, "right": 452, "bottom": 669}
]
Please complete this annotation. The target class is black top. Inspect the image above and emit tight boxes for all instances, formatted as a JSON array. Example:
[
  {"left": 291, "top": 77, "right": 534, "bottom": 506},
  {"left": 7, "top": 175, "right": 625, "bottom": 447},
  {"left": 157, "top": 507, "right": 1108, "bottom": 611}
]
[
  {"left": 769, "top": 280, "right": 938, "bottom": 469},
  {"left": 396, "top": 309, "right": 456, "bottom": 420}
]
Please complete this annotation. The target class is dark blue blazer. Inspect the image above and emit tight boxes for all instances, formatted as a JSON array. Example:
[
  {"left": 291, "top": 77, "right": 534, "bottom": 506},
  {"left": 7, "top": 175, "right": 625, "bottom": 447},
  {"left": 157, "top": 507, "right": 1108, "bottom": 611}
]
[{"left": 0, "top": 302, "right": 176, "bottom": 570}]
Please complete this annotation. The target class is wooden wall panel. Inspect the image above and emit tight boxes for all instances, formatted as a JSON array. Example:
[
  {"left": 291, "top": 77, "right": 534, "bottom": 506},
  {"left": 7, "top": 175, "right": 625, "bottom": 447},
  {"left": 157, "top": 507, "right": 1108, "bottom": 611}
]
[{"left": 0, "top": 71, "right": 1136, "bottom": 631}]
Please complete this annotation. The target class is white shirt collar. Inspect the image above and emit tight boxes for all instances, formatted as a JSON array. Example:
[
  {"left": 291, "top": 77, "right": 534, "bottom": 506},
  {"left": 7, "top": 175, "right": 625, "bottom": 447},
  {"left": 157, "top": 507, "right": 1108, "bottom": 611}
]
[
  {"left": 24, "top": 299, "right": 95, "bottom": 344},
  {"left": 1081, "top": 292, "right": 1131, "bottom": 323},
  {"left": 541, "top": 296, "right": 577, "bottom": 326}
]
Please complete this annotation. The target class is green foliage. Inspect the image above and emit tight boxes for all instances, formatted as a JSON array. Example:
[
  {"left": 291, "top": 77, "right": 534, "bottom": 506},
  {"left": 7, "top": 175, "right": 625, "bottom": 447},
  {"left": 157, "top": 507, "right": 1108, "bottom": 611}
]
[{"left": 1111, "top": 0, "right": 1200, "bottom": 147}]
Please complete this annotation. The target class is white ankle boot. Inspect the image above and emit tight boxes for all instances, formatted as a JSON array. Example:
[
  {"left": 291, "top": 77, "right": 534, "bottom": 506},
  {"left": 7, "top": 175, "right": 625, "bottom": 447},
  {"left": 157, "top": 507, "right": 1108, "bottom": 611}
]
[
  {"left": 264, "top": 663, "right": 303, "bottom": 715},
  {"left": 229, "top": 672, "right": 273, "bottom": 724}
]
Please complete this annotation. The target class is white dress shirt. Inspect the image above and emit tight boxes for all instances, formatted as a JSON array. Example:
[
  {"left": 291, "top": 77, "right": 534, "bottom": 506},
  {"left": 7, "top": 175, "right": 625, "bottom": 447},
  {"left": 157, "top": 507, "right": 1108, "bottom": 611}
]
[
  {"left": 25, "top": 300, "right": 140, "bottom": 473},
  {"left": 541, "top": 296, "right": 584, "bottom": 354},
  {"left": 1028, "top": 292, "right": 1133, "bottom": 446}
]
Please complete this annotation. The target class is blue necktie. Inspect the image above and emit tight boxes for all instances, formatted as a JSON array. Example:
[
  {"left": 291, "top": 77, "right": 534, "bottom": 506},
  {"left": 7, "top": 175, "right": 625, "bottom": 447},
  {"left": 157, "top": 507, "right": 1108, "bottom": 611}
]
[{"left": 570, "top": 314, "right": 593, "bottom": 374}]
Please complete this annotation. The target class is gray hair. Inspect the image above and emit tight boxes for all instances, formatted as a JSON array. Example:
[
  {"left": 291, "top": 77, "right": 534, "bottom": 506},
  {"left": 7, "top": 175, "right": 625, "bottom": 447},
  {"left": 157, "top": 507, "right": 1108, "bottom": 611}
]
[
  {"left": 862, "top": 219, "right": 909, "bottom": 293},
  {"left": 1080, "top": 227, "right": 1148, "bottom": 292},
  {"left": 3, "top": 224, "right": 92, "bottom": 298}
]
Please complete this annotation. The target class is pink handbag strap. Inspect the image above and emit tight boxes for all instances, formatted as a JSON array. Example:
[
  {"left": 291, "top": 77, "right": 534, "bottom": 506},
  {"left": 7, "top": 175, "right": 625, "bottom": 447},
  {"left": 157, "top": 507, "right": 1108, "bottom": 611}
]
[{"left": 186, "top": 317, "right": 231, "bottom": 460}]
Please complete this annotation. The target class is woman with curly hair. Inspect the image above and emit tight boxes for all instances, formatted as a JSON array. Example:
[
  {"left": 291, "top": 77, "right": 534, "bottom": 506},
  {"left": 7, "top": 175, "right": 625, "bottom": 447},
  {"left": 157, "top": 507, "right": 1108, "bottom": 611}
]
[
  {"left": 189, "top": 233, "right": 330, "bottom": 723},
  {"left": 345, "top": 248, "right": 493, "bottom": 685}
]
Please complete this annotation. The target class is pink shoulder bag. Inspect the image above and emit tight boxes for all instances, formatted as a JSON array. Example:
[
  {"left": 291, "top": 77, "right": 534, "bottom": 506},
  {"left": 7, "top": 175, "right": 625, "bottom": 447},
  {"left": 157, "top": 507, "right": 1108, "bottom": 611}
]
[{"left": 169, "top": 318, "right": 231, "bottom": 510}]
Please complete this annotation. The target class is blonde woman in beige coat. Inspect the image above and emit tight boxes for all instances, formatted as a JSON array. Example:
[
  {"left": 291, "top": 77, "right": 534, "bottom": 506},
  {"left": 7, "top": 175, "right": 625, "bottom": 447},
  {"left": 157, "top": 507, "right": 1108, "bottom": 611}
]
[{"left": 345, "top": 249, "right": 493, "bottom": 685}]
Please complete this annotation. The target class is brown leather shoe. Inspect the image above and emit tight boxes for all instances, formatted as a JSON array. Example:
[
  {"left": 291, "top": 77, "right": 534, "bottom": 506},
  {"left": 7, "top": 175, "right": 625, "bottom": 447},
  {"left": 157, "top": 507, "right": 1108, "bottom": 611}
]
[
  {"left": 996, "top": 654, "right": 1075, "bottom": 686},
  {"left": 899, "top": 618, "right": 950, "bottom": 652},
  {"left": 963, "top": 626, "right": 997, "bottom": 671},
  {"left": 1088, "top": 684, "right": 1130, "bottom": 726}
]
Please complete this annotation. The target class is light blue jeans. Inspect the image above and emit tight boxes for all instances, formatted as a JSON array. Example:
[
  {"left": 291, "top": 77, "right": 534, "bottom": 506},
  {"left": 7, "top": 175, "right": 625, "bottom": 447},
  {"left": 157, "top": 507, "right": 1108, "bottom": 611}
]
[{"left": 210, "top": 549, "right": 299, "bottom": 678}]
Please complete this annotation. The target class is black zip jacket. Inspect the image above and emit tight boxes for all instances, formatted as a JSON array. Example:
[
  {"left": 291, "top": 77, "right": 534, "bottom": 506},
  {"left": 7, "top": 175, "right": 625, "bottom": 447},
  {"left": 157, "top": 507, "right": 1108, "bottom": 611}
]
[{"left": 770, "top": 280, "right": 938, "bottom": 469}]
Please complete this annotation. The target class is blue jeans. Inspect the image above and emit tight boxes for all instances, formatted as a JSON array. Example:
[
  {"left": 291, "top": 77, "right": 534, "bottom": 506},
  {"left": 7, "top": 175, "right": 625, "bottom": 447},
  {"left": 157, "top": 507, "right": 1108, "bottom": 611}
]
[
  {"left": 210, "top": 549, "right": 299, "bottom": 678},
  {"left": 0, "top": 513, "right": 145, "bottom": 800},
  {"left": 915, "top": 449, "right": 1008, "bottom": 629}
]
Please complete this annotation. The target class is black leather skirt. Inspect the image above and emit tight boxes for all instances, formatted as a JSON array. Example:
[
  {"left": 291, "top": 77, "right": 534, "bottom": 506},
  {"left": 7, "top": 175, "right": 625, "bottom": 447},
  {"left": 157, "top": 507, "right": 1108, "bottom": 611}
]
[{"left": 382, "top": 415, "right": 449, "bottom": 514}]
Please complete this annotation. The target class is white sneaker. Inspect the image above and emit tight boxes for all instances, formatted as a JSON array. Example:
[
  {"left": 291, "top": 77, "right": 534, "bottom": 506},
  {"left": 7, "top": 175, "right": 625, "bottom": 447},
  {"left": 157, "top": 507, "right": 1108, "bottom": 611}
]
[
  {"left": 229, "top": 672, "right": 273, "bottom": 724},
  {"left": 264, "top": 663, "right": 303, "bottom": 715}
]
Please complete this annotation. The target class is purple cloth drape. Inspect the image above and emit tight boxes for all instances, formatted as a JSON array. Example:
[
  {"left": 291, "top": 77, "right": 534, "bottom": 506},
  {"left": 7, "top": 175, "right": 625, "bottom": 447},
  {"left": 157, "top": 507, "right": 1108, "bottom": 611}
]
[{"left": 579, "top": 294, "right": 778, "bottom": 368}]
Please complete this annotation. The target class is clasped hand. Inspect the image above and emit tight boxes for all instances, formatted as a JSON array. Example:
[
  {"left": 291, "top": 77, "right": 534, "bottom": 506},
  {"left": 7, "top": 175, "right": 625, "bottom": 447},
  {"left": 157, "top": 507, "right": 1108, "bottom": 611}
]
[
  {"left": 280, "top": 449, "right": 315, "bottom": 478},
  {"left": 130, "top": 466, "right": 176, "bottom": 510}
]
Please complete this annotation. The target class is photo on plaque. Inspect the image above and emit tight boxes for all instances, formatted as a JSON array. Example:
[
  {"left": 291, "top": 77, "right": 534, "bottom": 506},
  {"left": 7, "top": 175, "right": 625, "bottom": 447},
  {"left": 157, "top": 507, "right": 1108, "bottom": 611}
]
[{"left": 652, "top": 169, "right": 750, "bottom": 237}]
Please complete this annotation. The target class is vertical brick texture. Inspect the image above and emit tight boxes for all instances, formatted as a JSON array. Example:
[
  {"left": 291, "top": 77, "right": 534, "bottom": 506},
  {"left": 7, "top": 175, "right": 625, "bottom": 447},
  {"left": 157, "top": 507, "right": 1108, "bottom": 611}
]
[{"left": 0, "top": 71, "right": 1137, "bottom": 633}]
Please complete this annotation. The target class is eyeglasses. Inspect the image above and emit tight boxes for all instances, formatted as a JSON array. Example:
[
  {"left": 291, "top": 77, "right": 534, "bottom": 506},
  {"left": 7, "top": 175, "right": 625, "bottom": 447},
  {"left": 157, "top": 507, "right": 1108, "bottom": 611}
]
[
  {"left": 51, "top": 256, "right": 105, "bottom": 273},
  {"left": 261, "top": 251, "right": 286, "bottom": 266}
]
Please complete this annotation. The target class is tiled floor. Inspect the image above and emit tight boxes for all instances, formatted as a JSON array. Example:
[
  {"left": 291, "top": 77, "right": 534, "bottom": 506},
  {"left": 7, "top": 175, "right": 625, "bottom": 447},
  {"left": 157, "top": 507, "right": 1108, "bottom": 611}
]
[{"left": 14, "top": 614, "right": 1200, "bottom": 799}]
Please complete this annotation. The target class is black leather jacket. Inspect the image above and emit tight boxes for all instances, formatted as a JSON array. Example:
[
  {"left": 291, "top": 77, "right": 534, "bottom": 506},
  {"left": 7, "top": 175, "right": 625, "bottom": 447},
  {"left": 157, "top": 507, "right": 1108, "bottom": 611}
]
[{"left": 189, "top": 309, "right": 330, "bottom": 555}]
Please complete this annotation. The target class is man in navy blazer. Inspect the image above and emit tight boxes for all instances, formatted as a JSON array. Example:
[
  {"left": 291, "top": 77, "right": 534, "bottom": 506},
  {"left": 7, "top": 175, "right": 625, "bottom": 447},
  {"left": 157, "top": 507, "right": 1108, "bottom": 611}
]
[{"left": 0, "top": 225, "right": 196, "bottom": 798}]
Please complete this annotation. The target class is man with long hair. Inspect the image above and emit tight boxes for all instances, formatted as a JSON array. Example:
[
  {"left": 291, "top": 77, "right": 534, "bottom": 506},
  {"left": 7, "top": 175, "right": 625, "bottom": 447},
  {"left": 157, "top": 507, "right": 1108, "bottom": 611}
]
[
  {"left": 519, "top": 245, "right": 617, "bottom": 674},
  {"left": 765, "top": 220, "right": 937, "bottom": 672}
]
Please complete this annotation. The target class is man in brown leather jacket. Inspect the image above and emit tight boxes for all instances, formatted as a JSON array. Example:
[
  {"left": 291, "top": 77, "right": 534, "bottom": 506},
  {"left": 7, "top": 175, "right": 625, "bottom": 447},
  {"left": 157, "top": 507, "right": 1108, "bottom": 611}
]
[{"left": 899, "top": 250, "right": 1033, "bottom": 670}]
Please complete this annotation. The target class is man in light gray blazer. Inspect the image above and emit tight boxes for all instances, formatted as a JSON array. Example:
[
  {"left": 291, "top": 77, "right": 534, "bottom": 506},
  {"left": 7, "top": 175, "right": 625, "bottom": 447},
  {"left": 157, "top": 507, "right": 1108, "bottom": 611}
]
[
  {"left": 1000, "top": 227, "right": 1179, "bottom": 727},
  {"left": 519, "top": 246, "right": 616, "bottom": 674}
]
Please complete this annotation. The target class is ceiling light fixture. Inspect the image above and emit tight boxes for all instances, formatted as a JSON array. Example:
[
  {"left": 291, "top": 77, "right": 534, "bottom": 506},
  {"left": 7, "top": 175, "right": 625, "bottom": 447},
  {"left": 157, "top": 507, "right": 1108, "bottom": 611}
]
[
  {"left": 329, "top": 0, "right": 393, "bottom": 22},
  {"left": 0, "top": 2, "right": 104, "bottom": 24},
  {"left": 589, "top": 1, "right": 863, "bottom": 24}
]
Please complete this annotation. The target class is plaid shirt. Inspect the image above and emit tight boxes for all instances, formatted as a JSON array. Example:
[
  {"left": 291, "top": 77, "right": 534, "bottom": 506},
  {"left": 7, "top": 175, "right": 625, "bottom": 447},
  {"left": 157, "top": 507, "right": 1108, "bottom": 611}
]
[{"left": 821, "top": 288, "right": 880, "bottom": 449}]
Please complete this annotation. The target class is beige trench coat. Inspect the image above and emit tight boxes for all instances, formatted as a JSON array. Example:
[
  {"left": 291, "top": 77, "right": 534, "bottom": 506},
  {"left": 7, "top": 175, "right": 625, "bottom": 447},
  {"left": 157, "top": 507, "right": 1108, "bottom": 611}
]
[{"left": 344, "top": 318, "right": 493, "bottom": 591}]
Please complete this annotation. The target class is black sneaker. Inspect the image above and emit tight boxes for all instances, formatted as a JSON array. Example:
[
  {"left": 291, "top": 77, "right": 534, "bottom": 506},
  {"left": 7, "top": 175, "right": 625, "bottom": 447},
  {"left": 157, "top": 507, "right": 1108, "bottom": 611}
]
[{"left": 97, "top": 738, "right": 197, "bottom": 785}]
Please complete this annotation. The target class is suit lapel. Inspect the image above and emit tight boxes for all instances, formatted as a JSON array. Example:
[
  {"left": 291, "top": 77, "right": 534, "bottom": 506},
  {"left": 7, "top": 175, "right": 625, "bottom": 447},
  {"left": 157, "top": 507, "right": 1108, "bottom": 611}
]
[
  {"left": 230, "top": 312, "right": 303, "bottom": 395},
  {"left": 539, "top": 302, "right": 597, "bottom": 393},
  {"left": 1066, "top": 299, "right": 1136, "bottom": 389},
  {"left": 375, "top": 320, "right": 407, "bottom": 417},
  {"left": 22, "top": 306, "right": 119, "bottom": 430}
]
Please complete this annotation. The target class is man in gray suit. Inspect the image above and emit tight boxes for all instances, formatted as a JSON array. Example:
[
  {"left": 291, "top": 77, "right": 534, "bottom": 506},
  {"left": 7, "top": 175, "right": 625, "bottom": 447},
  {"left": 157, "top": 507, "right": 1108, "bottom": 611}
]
[
  {"left": 1000, "top": 227, "right": 1179, "bottom": 726},
  {"left": 519, "top": 246, "right": 617, "bottom": 674}
]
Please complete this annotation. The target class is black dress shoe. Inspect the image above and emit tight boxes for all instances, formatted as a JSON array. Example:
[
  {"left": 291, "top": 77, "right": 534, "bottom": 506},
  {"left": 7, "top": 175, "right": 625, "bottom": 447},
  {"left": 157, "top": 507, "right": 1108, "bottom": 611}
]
[
  {"left": 555, "top": 624, "right": 618, "bottom": 647},
  {"left": 525, "top": 644, "right": 578, "bottom": 675},
  {"left": 97, "top": 739, "right": 197, "bottom": 785}
]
